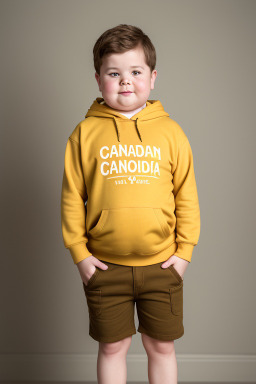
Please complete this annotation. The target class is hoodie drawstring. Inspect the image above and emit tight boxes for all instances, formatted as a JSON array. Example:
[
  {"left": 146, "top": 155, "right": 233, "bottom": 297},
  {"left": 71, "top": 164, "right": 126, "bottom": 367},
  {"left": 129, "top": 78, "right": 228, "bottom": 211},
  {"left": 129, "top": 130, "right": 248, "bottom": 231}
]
[
  {"left": 113, "top": 117, "right": 142, "bottom": 142},
  {"left": 135, "top": 118, "right": 142, "bottom": 142},
  {"left": 113, "top": 117, "right": 120, "bottom": 142}
]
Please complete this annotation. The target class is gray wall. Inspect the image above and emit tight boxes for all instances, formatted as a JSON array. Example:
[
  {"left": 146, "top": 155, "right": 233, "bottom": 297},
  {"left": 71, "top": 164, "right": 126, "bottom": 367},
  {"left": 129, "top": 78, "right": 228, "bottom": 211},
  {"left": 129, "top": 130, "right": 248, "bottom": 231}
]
[{"left": 1, "top": 0, "right": 256, "bottom": 381}]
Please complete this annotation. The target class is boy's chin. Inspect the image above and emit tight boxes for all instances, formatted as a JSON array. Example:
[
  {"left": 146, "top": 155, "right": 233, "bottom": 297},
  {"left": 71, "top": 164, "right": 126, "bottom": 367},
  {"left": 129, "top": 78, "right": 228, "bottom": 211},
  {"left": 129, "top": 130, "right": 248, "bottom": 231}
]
[{"left": 105, "top": 100, "right": 147, "bottom": 113}]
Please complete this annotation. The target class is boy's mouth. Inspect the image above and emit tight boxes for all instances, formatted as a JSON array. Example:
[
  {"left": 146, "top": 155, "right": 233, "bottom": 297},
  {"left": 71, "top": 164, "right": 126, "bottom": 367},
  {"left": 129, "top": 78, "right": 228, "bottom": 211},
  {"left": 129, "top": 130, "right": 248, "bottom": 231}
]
[{"left": 119, "top": 91, "right": 133, "bottom": 95}]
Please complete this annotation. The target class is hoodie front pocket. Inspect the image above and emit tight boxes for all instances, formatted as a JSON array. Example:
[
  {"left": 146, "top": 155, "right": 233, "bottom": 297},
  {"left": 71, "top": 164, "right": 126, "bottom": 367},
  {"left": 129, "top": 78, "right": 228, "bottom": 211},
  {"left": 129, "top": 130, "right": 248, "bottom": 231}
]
[{"left": 88, "top": 207, "right": 172, "bottom": 255}]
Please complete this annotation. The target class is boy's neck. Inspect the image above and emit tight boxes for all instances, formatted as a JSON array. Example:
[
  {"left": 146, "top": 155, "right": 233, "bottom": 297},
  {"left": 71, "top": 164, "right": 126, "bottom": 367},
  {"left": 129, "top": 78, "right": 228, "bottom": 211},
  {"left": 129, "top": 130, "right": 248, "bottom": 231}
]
[{"left": 100, "top": 100, "right": 147, "bottom": 118}]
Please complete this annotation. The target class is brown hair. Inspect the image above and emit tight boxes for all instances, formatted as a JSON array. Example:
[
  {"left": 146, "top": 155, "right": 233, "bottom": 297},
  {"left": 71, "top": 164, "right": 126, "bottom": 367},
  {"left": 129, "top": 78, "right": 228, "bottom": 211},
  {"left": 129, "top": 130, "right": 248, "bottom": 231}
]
[{"left": 93, "top": 24, "right": 156, "bottom": 74}]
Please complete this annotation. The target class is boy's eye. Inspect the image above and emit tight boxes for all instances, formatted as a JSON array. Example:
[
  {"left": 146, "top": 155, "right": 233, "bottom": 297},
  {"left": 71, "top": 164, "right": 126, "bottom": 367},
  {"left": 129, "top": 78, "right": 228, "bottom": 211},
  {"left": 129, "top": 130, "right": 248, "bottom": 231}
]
[{"left": 109, "top": 71, "right": 141, "bottom": 77}]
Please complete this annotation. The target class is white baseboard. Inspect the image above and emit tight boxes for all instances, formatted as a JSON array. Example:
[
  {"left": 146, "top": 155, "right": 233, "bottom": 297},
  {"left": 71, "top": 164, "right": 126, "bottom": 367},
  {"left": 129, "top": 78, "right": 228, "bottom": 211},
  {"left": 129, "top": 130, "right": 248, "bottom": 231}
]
[{"left": 0, "top": 353, "right": 256, "bottom": 382}]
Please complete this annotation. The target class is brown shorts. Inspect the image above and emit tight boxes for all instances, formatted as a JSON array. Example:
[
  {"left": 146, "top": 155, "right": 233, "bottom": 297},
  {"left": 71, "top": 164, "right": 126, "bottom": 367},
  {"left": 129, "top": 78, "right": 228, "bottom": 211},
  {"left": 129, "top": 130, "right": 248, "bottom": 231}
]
[{"left": 82, "top": 260, "right": 184, "bottom": 343}]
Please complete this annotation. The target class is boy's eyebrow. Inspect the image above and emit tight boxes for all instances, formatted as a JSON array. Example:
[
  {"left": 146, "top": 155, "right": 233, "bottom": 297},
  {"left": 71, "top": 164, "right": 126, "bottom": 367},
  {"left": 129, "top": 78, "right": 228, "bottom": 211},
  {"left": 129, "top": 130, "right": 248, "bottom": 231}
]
[{"left": 106, "top": 66, "right": 145, "bottom": 71}]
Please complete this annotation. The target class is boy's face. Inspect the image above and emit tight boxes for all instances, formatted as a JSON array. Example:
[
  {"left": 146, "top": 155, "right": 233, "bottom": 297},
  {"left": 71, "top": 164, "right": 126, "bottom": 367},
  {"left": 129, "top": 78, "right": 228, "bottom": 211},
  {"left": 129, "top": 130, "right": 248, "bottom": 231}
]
[{"left": 95, "top": 45, "right": 157, "bottom": 112}]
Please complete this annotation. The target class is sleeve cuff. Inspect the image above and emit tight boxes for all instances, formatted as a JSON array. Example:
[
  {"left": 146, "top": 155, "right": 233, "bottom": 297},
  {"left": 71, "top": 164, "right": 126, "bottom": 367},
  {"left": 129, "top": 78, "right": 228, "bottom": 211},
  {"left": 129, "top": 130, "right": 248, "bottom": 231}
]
[
  {"left": 174, "top": 243, "right": 195, "bottom": 262},
  {"left": 68, "top": 242, "right": 93, "bottom": 264}
]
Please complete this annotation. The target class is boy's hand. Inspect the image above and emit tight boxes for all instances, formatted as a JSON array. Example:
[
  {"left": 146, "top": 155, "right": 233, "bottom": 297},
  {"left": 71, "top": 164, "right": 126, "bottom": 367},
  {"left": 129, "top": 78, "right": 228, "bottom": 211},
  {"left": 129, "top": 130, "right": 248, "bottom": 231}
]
[
  {"left": 76, "top": 255, "right": 108, "bottom": 286},
  {"left": 161, "top": 254, "right": 189, "bottom": 281}
]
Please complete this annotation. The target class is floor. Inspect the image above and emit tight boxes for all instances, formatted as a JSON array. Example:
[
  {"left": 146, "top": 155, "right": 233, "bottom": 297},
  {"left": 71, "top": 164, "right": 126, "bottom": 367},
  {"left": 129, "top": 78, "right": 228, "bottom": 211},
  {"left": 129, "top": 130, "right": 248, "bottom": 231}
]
[{"left": 1, "top": 382, "right": 254, "bottom": 384}]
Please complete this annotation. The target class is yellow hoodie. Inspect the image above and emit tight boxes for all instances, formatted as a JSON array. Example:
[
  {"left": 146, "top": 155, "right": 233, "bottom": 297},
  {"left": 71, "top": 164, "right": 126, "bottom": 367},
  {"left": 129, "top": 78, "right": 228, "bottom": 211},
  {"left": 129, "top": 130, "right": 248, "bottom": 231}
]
[{"left": 61, "top": 98, "right": 200, "bottom": 266}]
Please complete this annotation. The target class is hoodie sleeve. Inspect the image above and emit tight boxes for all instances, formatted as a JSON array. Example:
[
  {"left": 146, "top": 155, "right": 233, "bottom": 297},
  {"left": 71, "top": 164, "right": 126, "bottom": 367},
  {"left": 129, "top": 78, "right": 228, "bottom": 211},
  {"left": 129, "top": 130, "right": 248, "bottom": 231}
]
[
  {"left": 61, "top": 137, "right": 93, "bottom": 264},
  {"left": 173, "top": 137, "right": 201, "bottom": 262}
]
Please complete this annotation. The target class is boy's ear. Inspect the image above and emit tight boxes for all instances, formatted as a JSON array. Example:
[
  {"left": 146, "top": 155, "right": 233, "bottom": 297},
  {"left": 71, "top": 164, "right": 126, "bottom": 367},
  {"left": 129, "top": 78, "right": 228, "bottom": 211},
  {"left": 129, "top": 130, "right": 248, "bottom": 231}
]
[
  {"left": 150, "top": 69, "right": 157, "bottom": 90},
  {"left": 95, "top": 72, "right": 101, "bottom": 91}
]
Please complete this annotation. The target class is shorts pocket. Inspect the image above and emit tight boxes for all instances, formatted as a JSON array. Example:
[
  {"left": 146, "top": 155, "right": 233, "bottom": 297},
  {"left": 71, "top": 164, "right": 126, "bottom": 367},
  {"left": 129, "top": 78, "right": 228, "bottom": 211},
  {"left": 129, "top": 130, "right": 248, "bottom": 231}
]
[
  {"left": 83, "top": 289, "right": 101, "bottom": 317},
  {"left": 88, "top": 207, "right": 172, "bottom": 255},
  {"left": 170, "top": 283, "right": 183, "bottom": 316},
  {"left": 168, "top": 265, "right": 183, "bottom": 283},
  {"left": 83, "top": 267, "right": 99, "bottom": 288}
]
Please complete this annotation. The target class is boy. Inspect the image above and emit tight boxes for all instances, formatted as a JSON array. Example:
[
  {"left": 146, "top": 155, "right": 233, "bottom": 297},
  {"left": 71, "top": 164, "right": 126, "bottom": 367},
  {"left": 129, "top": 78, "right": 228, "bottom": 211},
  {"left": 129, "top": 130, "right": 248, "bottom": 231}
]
[{"left": 61, "top": 24, "right": 200, "bottom": 384}]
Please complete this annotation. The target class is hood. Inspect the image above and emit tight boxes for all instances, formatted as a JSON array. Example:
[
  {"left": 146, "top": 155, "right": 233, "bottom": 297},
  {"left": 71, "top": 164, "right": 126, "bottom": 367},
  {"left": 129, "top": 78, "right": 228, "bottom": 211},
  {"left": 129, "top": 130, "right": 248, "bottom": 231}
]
[{"left": 85, "top": 97, "right": 170, "bottom": 142}]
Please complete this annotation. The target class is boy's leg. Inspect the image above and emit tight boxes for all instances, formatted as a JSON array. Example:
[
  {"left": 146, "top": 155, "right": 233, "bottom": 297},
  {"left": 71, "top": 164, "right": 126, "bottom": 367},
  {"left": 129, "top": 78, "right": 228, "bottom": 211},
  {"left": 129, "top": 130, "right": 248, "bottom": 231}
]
[
  {"left": 97, "top": 335, "right": 132, "bottom": 384},
  {"left": 82, "top": 261, "right": 136, "bottom": 382},
  {"left": 141, "top": 333, "right": 177, "bottom": 384},
  {"left": 135, "top": 261, "right": 184, "bottom": 384}
]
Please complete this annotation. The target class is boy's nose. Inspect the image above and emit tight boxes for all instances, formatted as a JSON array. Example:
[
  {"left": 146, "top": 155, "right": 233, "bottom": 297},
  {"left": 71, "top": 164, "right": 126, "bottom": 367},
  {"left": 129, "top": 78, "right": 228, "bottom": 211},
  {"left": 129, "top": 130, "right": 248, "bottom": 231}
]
[{"left": 120, "top": 79, "right": 131, "bottom": 85}]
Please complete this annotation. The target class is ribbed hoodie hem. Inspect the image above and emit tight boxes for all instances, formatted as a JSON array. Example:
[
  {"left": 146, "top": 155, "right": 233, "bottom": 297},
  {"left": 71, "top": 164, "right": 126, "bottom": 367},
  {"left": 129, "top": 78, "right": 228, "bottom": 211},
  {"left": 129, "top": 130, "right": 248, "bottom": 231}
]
[{"left": 87, "top": 241, "right": 178, "bottom": 267}]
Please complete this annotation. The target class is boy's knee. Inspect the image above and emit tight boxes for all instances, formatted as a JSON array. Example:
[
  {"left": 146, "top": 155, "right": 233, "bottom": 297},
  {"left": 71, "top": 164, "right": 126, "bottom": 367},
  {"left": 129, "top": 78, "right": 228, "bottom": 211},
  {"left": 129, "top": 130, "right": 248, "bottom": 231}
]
[
  {"left": 141, "top": 333, "right": 175, "bottom": 355},
  {"left": 99, "top": 335, "right": 132, "bottom": 355}
]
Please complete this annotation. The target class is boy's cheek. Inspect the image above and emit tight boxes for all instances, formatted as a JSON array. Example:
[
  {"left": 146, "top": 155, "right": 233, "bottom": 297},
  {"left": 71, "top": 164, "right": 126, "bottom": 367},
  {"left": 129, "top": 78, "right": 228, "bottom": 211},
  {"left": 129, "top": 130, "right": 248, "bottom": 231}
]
[
  {"left": 103, "top": 82, "right": 117, "bottom": 94},
  {"left": 135, "top": 79, "right": 151, "bottom": 92}
]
